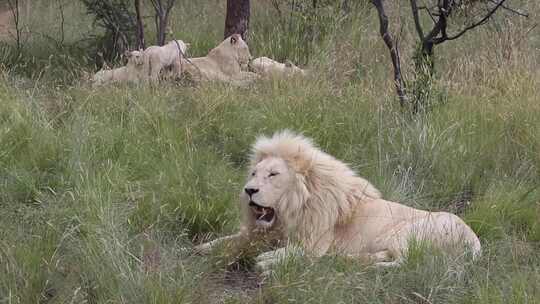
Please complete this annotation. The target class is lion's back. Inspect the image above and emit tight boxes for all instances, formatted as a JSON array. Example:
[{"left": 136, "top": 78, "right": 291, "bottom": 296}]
[{"left": 145, "top": 45, "right": 176, "bottom": 66}]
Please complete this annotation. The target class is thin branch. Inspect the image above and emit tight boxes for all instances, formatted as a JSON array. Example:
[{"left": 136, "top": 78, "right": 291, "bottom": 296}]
[
  {"left": 57, "top": 0, "right": 65, "bottom": 45},
  {"left": 424, "top": 0, "right": 452, "bottom": 43},
  {"left": 371, "top": 0, "right": 407, "bottom": 106},
  {"left": 440, "top": 0, "right": 508, "bottom": 42},
  {"left": 166, "top": 0, "right": 176, "bottom": 11},
  {"left": 420, "top": 3, "right": 437, "bottom": 24},
  {"left": 488, "top": 0, "right": 528, "bottom": 17},
  {"left": 270, "top": 0, "right": 283, "bottom": 18}
]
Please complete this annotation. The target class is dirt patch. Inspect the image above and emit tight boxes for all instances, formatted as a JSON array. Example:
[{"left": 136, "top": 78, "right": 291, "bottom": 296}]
[{"left": 205, "top": 269, "right": 263, "bottom": 303}]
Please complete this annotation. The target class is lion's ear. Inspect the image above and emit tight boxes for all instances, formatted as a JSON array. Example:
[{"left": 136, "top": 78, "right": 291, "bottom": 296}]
[{"left": 230, "top": 35, "right": 237, "bottom": 44}]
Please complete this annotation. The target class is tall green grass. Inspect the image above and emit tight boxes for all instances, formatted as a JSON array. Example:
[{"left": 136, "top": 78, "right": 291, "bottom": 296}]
[{"left": 1, "top": 0, "right": 539, "bottom": 303}]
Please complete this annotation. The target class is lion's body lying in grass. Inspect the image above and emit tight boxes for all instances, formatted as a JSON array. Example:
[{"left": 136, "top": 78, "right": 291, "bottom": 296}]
[
  {"left": 196, "top": 131, "right": 481, "bottom": 270},
  {"left": 181, "top": 34, "right": 259, "bottom": 86},
  {"left": 250, "top": 56, "right": 307, "bottom": 78}
]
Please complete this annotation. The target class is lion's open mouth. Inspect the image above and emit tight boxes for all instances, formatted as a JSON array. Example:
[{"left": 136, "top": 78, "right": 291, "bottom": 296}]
[{"left": 249, "top": 201, "right": 275, "bottom": 226}]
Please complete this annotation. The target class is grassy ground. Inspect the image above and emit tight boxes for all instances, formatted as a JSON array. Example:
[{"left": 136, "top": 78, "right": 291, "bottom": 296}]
[{"left": 1, "top": 0, "right": 539, "bottom": 303}]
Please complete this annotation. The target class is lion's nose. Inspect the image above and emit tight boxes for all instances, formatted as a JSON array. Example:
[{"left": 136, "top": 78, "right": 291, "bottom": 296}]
[{"left": 244, "top": 188, "right": 259, "bottom": 196}]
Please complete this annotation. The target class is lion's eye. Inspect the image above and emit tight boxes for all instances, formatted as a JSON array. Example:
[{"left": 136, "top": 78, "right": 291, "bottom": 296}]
[{"left": 269, "top": 172, "right": 279, "bottom": 177}]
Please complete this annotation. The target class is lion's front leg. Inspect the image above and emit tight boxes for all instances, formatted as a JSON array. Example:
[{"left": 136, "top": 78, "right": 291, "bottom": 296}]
[
  {"left": 171, "top": 59, "right": 183, "bottom": 79},
  {"left": 194, "top": 232, "right": 248, "bottom": 255},
  {"left": 255, "top": 245, "right": 304, "bottom": 272}
]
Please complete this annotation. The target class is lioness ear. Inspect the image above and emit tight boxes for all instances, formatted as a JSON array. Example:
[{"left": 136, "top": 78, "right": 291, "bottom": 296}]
[{"left": 230, "top": 36, "right": 237, "bottom": 44}]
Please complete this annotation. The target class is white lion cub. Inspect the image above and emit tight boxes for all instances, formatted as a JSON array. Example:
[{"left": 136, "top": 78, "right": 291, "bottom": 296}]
[
  {"left": 250, "top": 56, "right": 307, "bottom": 77},
  {"left": 91, "top": 50, "right": 146, "bottom": 87},
  {"left": 144, "top": 39, "right": 189, "bottom": 82}
]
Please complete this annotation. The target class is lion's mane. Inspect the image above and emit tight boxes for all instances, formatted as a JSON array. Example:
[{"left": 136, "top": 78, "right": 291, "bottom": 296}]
[{"left": 241, "top": 130, "right": 381, "bottom": 252}]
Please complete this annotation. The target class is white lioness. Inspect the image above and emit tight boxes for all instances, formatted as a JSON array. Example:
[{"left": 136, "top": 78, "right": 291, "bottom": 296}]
[
  {"left": 196, "top": 131, "right": 481, "bottom": 271},
  {"left": 250, "top": 56, "right": 307, "bottom": 77},
  {"left": 181, "top": 34, "right": 259, "bottom": 86},
  {"left": 144, "top": 39, "right": 189, "bottom": 82},
  {"left": 91, "top": 50, "right": 146, "bottom": 87}
]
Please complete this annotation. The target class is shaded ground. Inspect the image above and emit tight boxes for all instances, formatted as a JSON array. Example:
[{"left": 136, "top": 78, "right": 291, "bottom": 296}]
[{"left": 206, "top": 269, "right": 262, "bottom": 303}]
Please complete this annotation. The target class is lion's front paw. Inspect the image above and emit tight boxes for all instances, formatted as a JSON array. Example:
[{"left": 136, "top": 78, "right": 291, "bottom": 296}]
[
  {"left": 255, "top": 250, "right": 282, "bottom": 274},
  {"left": 193, "top": 243, "right": 213, "bottom": 255},
  {"left": 255, "top": 258, "right": 276, "bottom": 274}
]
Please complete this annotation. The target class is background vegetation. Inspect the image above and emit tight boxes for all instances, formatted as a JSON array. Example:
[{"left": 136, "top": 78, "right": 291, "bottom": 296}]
[{"left": 1, "top": 0, "right": 539, "bottom": 303}]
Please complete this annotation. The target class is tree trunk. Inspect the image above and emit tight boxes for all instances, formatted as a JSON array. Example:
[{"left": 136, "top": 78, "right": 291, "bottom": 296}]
[
  {"left": 420, "top": 40, "right": 434, "bottom": 75},
  {"left": 134, "top": 0, "right": 145, "bottom": 49},
  {"left": 7, "top": 0, "right": 21, "bottom": 50},
  {"left": 371, "top": 0, "right": 407, "bottom": 106},
  {"left": 153, "top": 2, "right": 165, "bottom": 46},
  {"left": 341, "top": 0, "right": 351, "bottom": 15},
  {"left": 150, "top": 0, "right": 176, "bottom": 46},
  {"left": 157, "top": 14, "right": 167, "bottom": 46},
  {"left": 224, "top": 0, "right": 250, "bottom": 41}
]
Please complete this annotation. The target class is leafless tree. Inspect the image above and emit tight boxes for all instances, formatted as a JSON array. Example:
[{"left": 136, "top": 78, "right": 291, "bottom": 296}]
[
  {"left": 224, "top": 0, "right": 250, "bottom": 40},
  {"left": 6, "top": 0, "right": 21, "bottom": 50},
  {"left": 409, "top": 0, "right": 513, "bottom": 75},
  {"left": 371, "top": 0, "right": 527, "bottom": 108},
  {"left": 149, "top": 0, "right": 176, "bottom": 46}
]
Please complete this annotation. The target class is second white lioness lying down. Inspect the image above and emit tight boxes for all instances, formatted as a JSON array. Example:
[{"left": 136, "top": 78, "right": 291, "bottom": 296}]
[
  {"left": 250, "top": 56, "right": 307, "bottom": 77},
  {"left": 196, "top": 131, "right": 481, "bottom": 271}
]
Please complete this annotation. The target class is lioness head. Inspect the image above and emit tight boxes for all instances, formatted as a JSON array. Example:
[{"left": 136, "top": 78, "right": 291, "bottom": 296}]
[
  {"left": 227, "top": 34, "right": 252, "bottom": 69},
  {"left": 284, "top": 60, "right": 307, "bottom": 76}
]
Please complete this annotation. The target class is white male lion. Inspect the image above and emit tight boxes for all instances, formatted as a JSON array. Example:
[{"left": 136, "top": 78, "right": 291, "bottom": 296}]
[
  {"left": 181, "top": 34, "right": 259, "bottom": 86},
  {"left": 144, "top": 39, "right": 189, "bottom": 82},
  {"left": 250, "top": 56, "right": 307, "bottom": 78},
  {"left": 91, "top": 50, "right": 146, "bottom": 87},
  {"left": 196, "top": 130, "right": 481, "bottom": 271}
]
